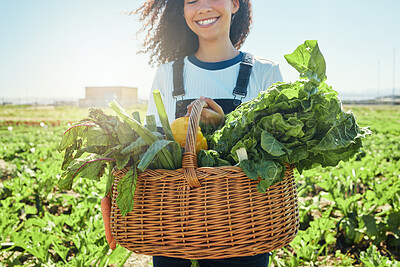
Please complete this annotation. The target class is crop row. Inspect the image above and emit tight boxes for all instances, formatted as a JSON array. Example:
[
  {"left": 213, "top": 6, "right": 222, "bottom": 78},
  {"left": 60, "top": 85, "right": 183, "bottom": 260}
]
[
  {"left": 0, "top": 120, "right": 73, "bottom": 127},
  {"left": 1, "top": 106, "right": 400, "bottom": 266},
  {"left": 0, "top": 127, "right": 132, "bottom": 265}
]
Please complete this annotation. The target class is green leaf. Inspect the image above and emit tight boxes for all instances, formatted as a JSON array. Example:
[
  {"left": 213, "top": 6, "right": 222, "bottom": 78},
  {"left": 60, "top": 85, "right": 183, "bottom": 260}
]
[
  {"left": 197, "top": 149, "right": 216, "bottom": 167},
  {"left": 240, "top": 159, "right": 285, "bottom": 193},
  {"left": 257, "top": 113, "right": 304, "bottom": 141},
  {"left": 53, "top": 241, "right": 69, "bottom": 263},
  {"left": 260, "top": 131, "right": 287, "bottom": 157},
  {"left": 121, "top": 137, "right": 148, "bottom": 155},
  {"left": 60, "top": 139, "right": 82, "bottom": 170},
  {"left": 169, "top": 141, "right": 183, "bottom": 169},
  {"left": 87, "top": 126, "right": 111, "bottom": 147},
  {"left": 137, "top": 139, "right": 175, "bottom": 172},
  {"left": 311, "top": 112, "right": 364, "bottom": 153},
  {"left": 115, "top": 153, "right": 131, "bottom": 171},
  {"left": 116, "top": 168, "right": 137, "bottom": 216},
  {"left": 284, "top": 40, "right": 326, "bottom": 84},
  {"left": 58, "top": 155, "right": 114, "bottom": 190},
  {"left": 362, "top": 215, "right": 379, "bottom": 237},
  {"left": 109, "top": 100, "right": 175, "bottom": 169},
  {"left": 58, "top": 122, "right": 95, "bottom": 151},
  {"left": 190, "top": 259, "right": 200, "bottom": 267},
  {"left": 387, "top": 212, "right": 400, "bottom": 236},
  {"left": 284, "top": 145, "right": 309, "bottom": 164},
  {"left": 74, "top": 145, "right": 107, "bottom": 159},
  {"left": 115, "top": 122, "right": 135, "bottom": 145},
  {"left": 78, "top": 158, "right": 107, "bottom": 180}
]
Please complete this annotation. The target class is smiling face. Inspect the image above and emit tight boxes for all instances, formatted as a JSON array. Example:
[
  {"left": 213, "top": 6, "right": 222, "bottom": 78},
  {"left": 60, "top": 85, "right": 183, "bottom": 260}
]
[{"left": 183, "top": 0, "right": 239, "bottom": 46}]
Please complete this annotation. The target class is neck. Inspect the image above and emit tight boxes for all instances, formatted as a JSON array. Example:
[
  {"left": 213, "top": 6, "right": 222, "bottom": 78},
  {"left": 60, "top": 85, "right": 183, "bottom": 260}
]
[{"left": 195, "top": 39, "right": 239, "bottom": 62}]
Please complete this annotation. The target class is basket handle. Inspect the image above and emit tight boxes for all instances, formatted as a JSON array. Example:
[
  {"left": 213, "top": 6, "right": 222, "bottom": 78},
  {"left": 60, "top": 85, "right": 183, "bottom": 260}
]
[{"left": 182, "top": 98, "right": 207, "bottom": 188}]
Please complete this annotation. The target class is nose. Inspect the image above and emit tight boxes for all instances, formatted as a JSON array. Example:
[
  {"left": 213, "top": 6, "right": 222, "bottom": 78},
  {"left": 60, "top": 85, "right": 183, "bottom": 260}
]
[{"left": 197, "top": 0, "right": 212, "bottom": 14}]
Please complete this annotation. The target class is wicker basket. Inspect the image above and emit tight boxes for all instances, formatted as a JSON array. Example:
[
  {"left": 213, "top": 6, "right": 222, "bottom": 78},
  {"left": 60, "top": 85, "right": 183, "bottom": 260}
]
[{"left": 110, "top": 99, "right": 299, "bottom": 259}]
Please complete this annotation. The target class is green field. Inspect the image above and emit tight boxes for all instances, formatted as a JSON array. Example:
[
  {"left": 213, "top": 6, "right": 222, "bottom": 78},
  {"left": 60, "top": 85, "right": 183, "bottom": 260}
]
[{"left": 1, "top": 104, "right": 399, "bottom": 266}]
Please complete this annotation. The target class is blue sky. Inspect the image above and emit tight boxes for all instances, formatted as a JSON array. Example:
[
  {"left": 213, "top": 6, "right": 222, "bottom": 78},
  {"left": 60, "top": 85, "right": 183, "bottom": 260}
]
[{"left": 0, "top": 0, "right": 399, "bottom": 101}]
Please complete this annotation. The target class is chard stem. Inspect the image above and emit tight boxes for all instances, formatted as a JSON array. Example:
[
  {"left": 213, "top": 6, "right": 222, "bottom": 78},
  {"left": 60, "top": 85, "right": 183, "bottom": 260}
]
[
  {"left": 109, "top": 100, "right": 175, "bottom": 170},
  {"left": 153, "top": 90, "right": 174, "bottom": 141}
]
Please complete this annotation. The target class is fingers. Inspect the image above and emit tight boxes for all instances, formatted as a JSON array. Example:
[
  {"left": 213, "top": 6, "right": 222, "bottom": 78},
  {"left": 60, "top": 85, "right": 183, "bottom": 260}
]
[
  {"left": 184, "top": 100, "right": 200, "bottom": 117},
  {"left": 184, "top": 97, "right": 225, "bottom": 126},
  {"left": 200, "top": 97, "right": 224, "bottom": 126},
  {"left": 200, "top": 108, "right": 224, "bottom": 126},
  {"left": 200, "top": 96, "right": 223, "bottom": 116}
]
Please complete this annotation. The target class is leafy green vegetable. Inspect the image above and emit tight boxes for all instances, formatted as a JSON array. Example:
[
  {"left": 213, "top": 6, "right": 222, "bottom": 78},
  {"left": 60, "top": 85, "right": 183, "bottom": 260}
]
[
  {"left": 109, "top": 100, "right": 176, "bottom": 170},
  {"left": 260, "top": 131, "right": 289, "bottom": 157},
  {"left": 152, "top": 89, "right": 182, "bottom": 168},
  {"left": 59, "top": 121, "right": 95, "bottom": 151},
  {"left": 137, "top": 139, "right": 175, "bottom": 172},
  {"left": 240, "top": 159, "right": 285, "bottom": 193},
  {"left": 58, "top": 109, "right": 134, "bottom": 194},
  {"left": 116, "top": 168, "right": 137, "bottom": 216},
  {"left": 58, "top": 101, "right": 183, "bottom": 216},
  {"left": 197, "top": 149, "right": 231, "bottom": 167},
  {"left": 203, "top": 40, "right": 371, "bottom": 192}
]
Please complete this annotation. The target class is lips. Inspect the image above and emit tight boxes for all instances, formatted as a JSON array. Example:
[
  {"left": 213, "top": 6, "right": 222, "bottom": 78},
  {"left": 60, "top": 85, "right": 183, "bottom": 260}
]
[{"left": 196, "top": 17, "right": 219, "bottom": 26}]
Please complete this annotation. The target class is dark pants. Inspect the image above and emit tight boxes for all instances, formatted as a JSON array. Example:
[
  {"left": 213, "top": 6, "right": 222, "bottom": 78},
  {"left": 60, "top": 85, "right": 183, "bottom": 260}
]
[{"left": 153, "top": 253, "right": 270, "bottom": 267}]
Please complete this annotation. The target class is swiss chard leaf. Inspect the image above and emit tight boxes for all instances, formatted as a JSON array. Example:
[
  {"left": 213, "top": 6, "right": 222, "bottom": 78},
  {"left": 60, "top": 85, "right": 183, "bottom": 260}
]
[
  {"left": 284, "top": 145, "right": 309, "bottom": 164},
  {"left": 86, "top": 126, "right": 112, "bottom": 147},
  {"left": 240, "top": 159, "right": 285, "bottom": 193},
  {"left": 59, "top": 121, "right": 95, "bottom": 151},
  {"left": 258, "top": 113, "right": 305, "bottom": 141},
  {"left": 260, "top": 131, "right": 287, "bottom": 157},
  {"left": 197, "top": 149, "right": 216, "bottom": 167},
  {"left": 204, "top": 40, "right": 371, "bottom": 193},
  {"left": 284, "top": 40, "right": 326, "bottom": 84},
  {"left": 58, "top": 155, "right": 114, "bottom": 190},
  {"left": 116, "top": 167, "right": 137, "bottom": 216},
  {"left": 310, "top": 111, "right": 370, "bottom": 154},
  {"left": 240, "top": 159, "right": 284, "bottom": 181},
  {"left": 60, "top": 139, "right": 82, "bottom": 170},
  {"left": 115, "top": 122, "right": 136, "bottom": 145}
]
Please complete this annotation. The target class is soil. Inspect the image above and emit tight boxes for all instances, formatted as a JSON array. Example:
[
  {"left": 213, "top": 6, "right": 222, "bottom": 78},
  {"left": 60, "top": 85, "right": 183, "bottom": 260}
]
[{"left": 124, "top": 254, "right": 153, "bottom": 267}]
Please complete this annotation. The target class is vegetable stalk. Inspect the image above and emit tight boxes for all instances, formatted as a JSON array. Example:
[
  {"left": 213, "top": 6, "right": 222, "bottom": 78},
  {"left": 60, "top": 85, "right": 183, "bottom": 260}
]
[
  {"left": 109, "top": 100, "right": 175, "bottom": 170},
  {"left": 152, "top": 90, "right": 174, "bottom": 141},
  {"left": 153, "top": 89, "right": 182, "bottom": 168}
]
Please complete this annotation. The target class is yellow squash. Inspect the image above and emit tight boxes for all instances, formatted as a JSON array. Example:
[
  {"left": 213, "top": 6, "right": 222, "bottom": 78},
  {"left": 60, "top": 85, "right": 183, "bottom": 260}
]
[{"left": 170, "top": 117, "right": 208, "bottom": 154}]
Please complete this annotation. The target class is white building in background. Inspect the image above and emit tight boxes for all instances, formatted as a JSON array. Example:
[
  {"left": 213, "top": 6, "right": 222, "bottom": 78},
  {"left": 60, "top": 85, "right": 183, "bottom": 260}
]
[{"left": 79, "top": 86, "right": 138, "bottom": 108}]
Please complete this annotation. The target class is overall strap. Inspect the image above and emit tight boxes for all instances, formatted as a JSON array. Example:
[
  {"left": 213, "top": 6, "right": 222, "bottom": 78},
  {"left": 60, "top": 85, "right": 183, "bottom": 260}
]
[
  {"left": 172, "top": 57, "right": 185, "bottom": 101},
  {"left": 172, "top": 52, "right": 255, "bottom": 108},
  {"left": 232, "top": 52, "right": 254, "bottom": 106}
]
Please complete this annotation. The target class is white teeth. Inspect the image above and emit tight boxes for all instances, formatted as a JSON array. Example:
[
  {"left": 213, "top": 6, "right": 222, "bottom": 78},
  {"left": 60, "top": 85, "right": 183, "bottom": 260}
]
[{"left": 197, "top": 18, "right": 217, "bottom": 26}]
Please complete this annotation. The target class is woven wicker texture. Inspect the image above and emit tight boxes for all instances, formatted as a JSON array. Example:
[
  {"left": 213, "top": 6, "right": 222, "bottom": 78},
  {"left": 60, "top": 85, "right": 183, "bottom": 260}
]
[{"left": 110, "top": 99, "right": 299, "bottom": 259}]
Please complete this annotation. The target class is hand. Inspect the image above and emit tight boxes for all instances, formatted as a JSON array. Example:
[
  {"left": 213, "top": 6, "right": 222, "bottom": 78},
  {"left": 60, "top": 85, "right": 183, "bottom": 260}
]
[{"left": 185, "top": 96, "right": 225, "bottom": 127}]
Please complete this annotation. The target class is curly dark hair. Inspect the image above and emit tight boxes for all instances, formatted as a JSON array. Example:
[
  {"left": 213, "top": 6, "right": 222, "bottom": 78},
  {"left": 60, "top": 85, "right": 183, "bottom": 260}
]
[{"left": 135, "top": 0, "right": 252, "bottom": 65}]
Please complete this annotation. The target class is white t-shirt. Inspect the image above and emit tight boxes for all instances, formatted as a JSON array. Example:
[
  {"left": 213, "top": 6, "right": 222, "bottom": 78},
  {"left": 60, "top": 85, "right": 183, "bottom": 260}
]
[{"left": 146, "top": 52, "right": 283, "bottom": 126}]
